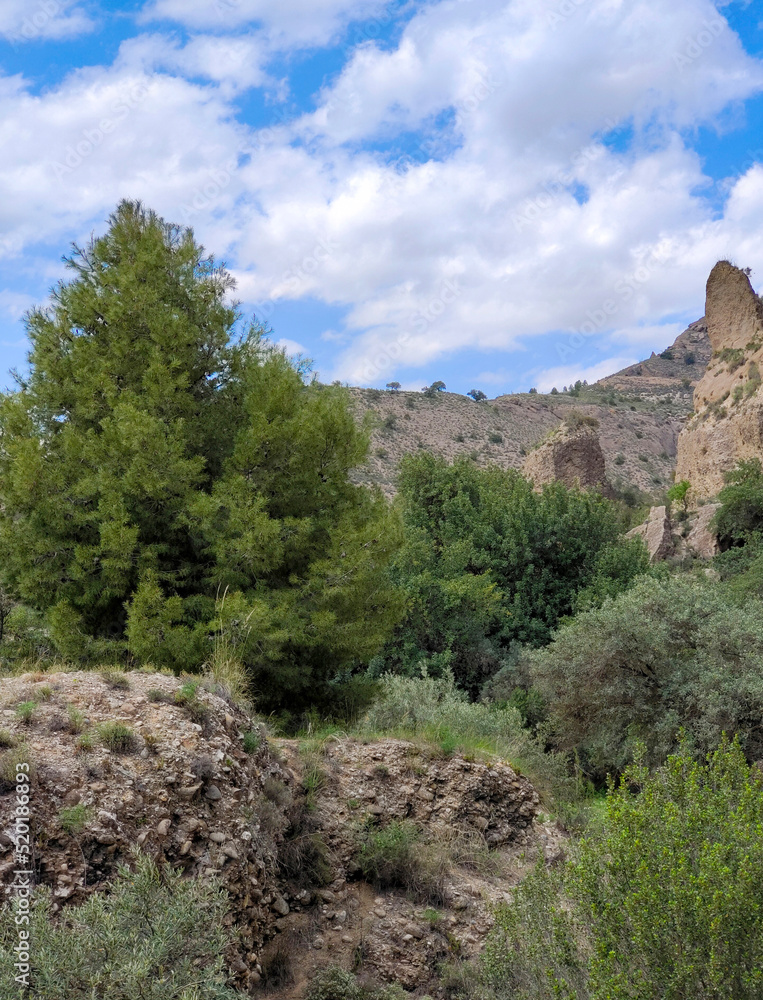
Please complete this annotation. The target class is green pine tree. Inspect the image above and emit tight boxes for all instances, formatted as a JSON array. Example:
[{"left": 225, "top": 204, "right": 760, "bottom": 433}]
[{"left": 0, "top": 201, "right": 402, "bottom": 710}]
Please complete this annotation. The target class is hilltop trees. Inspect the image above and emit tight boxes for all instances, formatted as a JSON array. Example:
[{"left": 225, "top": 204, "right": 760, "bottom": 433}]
[{"left": 0, "top": 201, "right": 401, "bottom": 710}]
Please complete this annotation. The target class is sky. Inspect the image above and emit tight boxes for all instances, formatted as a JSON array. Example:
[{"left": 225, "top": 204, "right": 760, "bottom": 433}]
[{"left": 0, "top": 0, "right": 762, "bottom": 396}]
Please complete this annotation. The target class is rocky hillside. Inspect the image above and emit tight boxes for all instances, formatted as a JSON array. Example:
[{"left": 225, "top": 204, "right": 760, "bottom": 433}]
[
  {"left": 0, "top": 669, "right": 553, "bottom": 996},
  {"left": 351, "top": 321, "right": 709, "bottom": 499}
]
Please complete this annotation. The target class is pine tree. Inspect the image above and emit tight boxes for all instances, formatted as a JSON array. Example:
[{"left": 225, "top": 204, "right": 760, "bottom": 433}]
[{"left": 0, "top": 201, "right": 402, "bottom": 709}]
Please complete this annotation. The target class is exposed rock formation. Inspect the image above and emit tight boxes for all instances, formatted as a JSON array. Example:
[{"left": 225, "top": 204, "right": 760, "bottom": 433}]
[
  {"left": 626, "top": 505, "right": 674, "bottom": 563},
  {"left": 598, "top": 318, "right": 711, "bottom": 394},
  {"left": 0, "top": 671, "right": 547, "bottom": 994},
  {"left": 675, "top": 262, "right": 763, "bottom": 499},
  {"left": 685, "top": 503, "right": 721, "bottom": 559},
  {"left": 522, "top": 417, "right": 612, "bottom": 493}
]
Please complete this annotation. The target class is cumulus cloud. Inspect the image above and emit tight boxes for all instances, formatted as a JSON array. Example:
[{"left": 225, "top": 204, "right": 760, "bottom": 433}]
[
  {"left": 2, "top": 0, "right": 763, "bottom": 389},
  {"left": 0, "top": 0, "right": 94, "bottom": 43},
  {"left": 139, "top": 0, "right": 390, "bottom": 47}
]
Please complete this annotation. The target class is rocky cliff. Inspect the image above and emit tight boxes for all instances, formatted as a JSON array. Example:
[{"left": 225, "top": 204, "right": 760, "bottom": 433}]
[{"left": 675, "top": 262, "right": 763, "bottom": 499}]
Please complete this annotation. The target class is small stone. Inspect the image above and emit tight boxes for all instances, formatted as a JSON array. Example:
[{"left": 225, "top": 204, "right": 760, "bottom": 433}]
[
  {"left": 312, "top": 936, "right": 324, "bottom": 950},
  {"left": 272, "top": 896, "right": 289, "bottom": 916},
  {"left": 341, "top": 934, "right": 353, "bottom": 944},
  {"left": 180, "top": 840, "right": 192, "bottom": 855},
  {"left": 417, "top": 787, "right": 434, "bottom": 802},
  {"left": 318, "top": 889, "right": 335, "bottom": 903},
  {"left": 156, "top": 819, "right": 171, "bottom": 837},
  {"left": 222, "top": 843, "right": 240, "bottom": 860},
  {"left": 373, "top": 908, "right": 386, "bottom": 918},
  {"left": 209, "top": 832, "right": 226, "bottom": 844},
  {"left": 334, "top": 910, "right": 347, "bottom": 924},
  {"left": 63, "top": 789, "right": 81, "bottom": 807},
  {"left": 136, "top": 831, "right": 149, "bottom": 846},
  {"left": 402, "top": 934, "right": 413, "bottom": 943},
  {"left": 178, "top": 782, "right": 203, "bottom": 799},
  {"left": 403, "top": 923, "right": 424, "bottom": 940},
  {"left": 204, "top": 785, "right": 222, "bottom": 801}
]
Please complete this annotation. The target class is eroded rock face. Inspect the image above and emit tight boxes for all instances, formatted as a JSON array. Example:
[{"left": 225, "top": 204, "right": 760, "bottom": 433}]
[
  {"left": 626, "top": 505, "right": 673, "bottom": 563},
  {"left": 675, "top": 262, "right": 763, "bottom": 499},
  {"left": 0, "top": 673, "right": 546, "bottom": 995},
  {"left": 685, "top": 503, "right": 721, "bottom": 559},
  {"left": 522, "top": 420, "right": 611, "bottom": 494}
]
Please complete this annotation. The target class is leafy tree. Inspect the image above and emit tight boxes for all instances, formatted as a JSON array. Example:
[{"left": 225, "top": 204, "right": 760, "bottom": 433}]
[
  {"left": 530, "top": 575, "right": 763, "bottom": 777},
  {"left": 714, "top": 458, "right": 763, "bottom": 544},
  {"left": 467, "top": 389, "right": 487, "bottom": 401},
  {"left": 0, "top": 201, "right": 402, "bottom": 710},
  {"left": 483, "top": 737, "right": 763, "bottom": 1000},
  {"left": 421, "top": 380, "right": 446, "bottom": 397},
  {"left": 385, "top": 381, "right": 401, "bottom": 391},
  {"left": 0, "top": 853, "right": 239, "bottom": 999},
  {"left": 666, "top": 478, "right": 690, "bottom": 517},
  {"left": 374, "top": 454, "right": 644, "bottom": 694}
]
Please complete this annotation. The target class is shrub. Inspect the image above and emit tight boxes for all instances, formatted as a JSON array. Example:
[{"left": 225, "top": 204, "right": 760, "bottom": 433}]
[
  {"left": 487, "top": 432, "right": 503, "bottom": 444},
  {"left": 59, "top": 804, "right": 91, "bottom": 836},
  {"left": 482, "top": 738, "right": 763, "bottom": 1000},
  {"left": 614, "top": 453, "right": 625, "bottom": 465},
  {"left": 357, "top": 820, "right": 447, "bottom": 904},
  {"left": 0, "top": 852, "right": 239, "bottom": 998},
  {"left": 99, "top": 669, "right": 130, "bottom": 690},
  {"left": 97, "top": 722, "right": 136, "bottom": 753},
  {"left": 242, "top": 728, "right": 262, "bottom": 754},
  {"left": 15, "top": 701, "right": 37, "bottom": 725},
  {"left": 530, "top": 575, "right": 763, "bottom": 777},
  {"left": 0, "top": 729, "right": 16, "bottom": 749},
  {"left": 714, "top": 458, "right": 763, "bottom": 544}
]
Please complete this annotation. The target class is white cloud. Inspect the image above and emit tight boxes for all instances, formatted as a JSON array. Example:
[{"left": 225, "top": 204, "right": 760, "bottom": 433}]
[
  {"left": 533, "top": 356, "right": 640, "bottom": 394},
  {"left": 609, "top": 322, "right": 687, "bottom": 348},
  {"left": 0, "top": 0, "right": 94, "bottom": 43},
  {"left": 2, "top": 0, "right": 763, "bottom": 391},
  {"left": 275, "top": 337, "right": 310, "bottom": 356},
  {"left": 139, "top": 0, "right": 389, "bottom": 47}
]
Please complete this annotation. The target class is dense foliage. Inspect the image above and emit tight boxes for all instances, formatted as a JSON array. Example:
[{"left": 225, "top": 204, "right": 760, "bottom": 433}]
[
  {"left": 0, "top": 853, "right": 238, "bottom": 998},
  {"left": 529, "top": 575, "right": 763, "bottom": 778},
  {"left": 714, "top": 457, "right": 763, "bottom": 544},
  {"left": 0, "top": 202, "right": 401, "bottom": 710},
  {"left": 482, "top": 738, "right": 763, "bottom": 1000},
  {"left": 372, "top": 454, "right": 648, "bottom": 694}
]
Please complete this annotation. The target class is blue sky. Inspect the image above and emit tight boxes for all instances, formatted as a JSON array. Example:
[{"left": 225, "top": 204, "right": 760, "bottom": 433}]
[{"left": 1, "top": 0, "right": 762, "bottom": 396}]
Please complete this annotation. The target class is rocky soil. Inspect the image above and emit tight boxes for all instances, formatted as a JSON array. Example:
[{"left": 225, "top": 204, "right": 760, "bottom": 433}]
[{"left": 0, "top": 670, "right": 554, "bottom": 997}]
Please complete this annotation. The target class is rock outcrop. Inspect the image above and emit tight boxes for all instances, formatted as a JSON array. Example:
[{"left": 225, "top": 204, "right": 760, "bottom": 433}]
[
  {"left": 0, "top": 670, "right": 547, "bottom": 995},
  {"left": 685, "top": 503, "right": 721, "bottom": 559},
  {"left": 522, "top": 416, "right": 611, "bottom": 493},
  {"left": 675, "top": 262, "right": 763, "bottom": 499},
  {"left": 626, "top": 505, "right": 674, "bottom": 563}
]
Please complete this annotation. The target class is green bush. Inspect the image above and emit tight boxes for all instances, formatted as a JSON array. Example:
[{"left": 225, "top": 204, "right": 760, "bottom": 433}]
[
  {"left": 375, "top": 454, "right": 643, "bottom": 695},
  {"left": 97, "top": 722, "right": 136, "bottom": 753},
  {"left": 530, "top": 575, "right": 763, "bottom": 778},
  {"left": 714, "top": 458, "right": 763, "bottom": 544},
  {"left": 0, "top": 853, "right": 239, "bottom": 998},
  {"left": 362, "top": 672, "right": 571, "bottom": 803},
  {"left": 483, "top": 738, "right": 763, "bottom": 1000},
  {"left": 357, "top": 820, "right": 447, "bottom": 904}
]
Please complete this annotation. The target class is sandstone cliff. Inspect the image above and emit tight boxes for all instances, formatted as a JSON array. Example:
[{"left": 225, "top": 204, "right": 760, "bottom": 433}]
[{"left": 675, "top": 262, "right": 763, "bottom": 499}]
